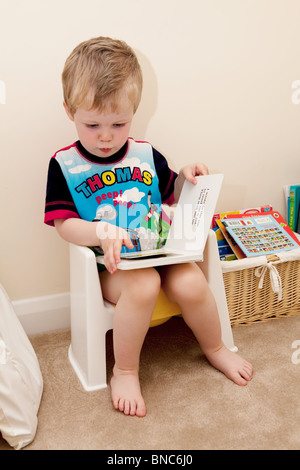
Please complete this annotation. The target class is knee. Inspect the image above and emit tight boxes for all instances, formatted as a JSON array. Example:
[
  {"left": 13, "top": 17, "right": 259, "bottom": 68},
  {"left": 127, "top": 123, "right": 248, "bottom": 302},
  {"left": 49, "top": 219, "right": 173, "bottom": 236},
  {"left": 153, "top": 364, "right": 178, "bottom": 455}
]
[
  {"left": 141, "top": 268, "right": 161, "bottom": 300},
  {"left": 125, "top": 268, "right": 161, "bottom": 303},
  {"left": 166, "top": 265, "right": 208, "bottom": 305}
]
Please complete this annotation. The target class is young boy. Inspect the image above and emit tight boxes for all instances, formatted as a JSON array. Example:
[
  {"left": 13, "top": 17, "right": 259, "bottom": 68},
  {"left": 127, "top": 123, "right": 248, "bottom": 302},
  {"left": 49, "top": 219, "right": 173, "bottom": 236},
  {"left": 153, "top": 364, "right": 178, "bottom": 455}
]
[{"left": 44, "top": 36, "right": 253, "bottom": 417}]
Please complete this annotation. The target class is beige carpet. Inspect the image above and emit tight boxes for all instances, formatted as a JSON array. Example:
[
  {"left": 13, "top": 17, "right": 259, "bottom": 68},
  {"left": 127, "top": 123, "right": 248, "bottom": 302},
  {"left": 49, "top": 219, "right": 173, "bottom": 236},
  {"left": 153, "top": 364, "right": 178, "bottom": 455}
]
[{"left": 1, "top": 315, "right": 299, "bottom": 450}]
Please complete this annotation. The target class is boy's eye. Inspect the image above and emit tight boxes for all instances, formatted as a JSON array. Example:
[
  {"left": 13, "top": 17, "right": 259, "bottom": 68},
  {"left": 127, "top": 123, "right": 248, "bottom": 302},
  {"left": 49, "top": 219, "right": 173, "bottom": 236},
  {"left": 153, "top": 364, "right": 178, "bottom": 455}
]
[
  {"left": 113, "top": 123, "right": 125, "bottom": 128},
  {"left": 85, "top": 123, "right": 125, "bottom": 129}
]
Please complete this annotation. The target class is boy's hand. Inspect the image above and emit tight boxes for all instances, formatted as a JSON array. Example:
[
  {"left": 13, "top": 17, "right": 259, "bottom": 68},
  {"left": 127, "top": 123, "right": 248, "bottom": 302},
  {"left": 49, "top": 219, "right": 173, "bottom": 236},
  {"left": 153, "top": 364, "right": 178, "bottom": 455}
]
[
  {"left": 174, "top": 162, "right": 209, "bottom": 202},
  {"left": 180, "top": 162, "right": 209, "bottom": 185},
  {"left": 96, "top": 222, "right": 134, "bottom": 274}
]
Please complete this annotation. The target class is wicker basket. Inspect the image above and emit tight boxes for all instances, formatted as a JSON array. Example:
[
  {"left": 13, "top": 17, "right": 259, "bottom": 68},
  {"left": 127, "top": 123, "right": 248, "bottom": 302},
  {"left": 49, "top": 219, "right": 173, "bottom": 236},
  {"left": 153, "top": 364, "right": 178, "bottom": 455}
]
[{"left": 221, "top": 247, "right": 300, "bottom": 327}]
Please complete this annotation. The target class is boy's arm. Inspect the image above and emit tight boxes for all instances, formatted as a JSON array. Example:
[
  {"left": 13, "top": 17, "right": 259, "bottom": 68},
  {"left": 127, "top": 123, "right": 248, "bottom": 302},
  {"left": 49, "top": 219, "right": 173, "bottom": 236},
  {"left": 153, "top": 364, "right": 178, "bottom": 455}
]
[
  {"left": 173, "top": 162, "right": 209, "bottom": 202},
  {"left": 54, "top": 218, "right": 133, "bottom": 274},
  {"left": 54, "top": 218, "right": 102, "bottom": 246}
]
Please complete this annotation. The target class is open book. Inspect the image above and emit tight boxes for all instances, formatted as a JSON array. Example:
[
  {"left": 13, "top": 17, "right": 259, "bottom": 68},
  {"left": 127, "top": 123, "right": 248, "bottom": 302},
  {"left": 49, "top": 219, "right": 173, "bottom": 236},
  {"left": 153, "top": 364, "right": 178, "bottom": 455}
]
[{"left": 94, "top": 174, "right": 224, "bottom": 270}]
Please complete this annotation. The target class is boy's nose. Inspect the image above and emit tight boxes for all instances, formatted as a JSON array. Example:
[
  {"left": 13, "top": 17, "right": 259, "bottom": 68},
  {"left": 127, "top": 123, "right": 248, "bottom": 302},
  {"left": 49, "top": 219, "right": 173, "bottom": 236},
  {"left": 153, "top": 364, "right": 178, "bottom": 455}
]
[{"left": 99, "top": 129, "right": 112, "bottom": 142}]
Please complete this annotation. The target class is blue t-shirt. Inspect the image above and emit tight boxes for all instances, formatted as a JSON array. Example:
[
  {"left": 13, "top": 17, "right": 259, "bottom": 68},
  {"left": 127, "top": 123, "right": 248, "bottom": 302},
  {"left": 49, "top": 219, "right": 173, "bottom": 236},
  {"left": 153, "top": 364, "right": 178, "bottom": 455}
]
[{"left": 45, "top": 138, "right": 177, "bottom": 252}]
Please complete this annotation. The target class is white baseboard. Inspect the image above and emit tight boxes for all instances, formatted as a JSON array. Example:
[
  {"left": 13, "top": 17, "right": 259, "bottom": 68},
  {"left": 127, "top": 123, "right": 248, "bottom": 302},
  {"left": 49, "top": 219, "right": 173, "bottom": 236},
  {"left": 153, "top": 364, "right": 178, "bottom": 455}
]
[{"left": 12, "top": 292, "right": 71, "bottom": 335}]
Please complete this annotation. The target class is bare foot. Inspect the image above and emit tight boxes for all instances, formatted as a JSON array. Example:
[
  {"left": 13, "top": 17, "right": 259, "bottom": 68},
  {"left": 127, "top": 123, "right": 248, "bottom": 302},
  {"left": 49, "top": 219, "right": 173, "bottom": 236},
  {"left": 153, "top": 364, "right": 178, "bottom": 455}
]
[
  {"left": 110, "top": 366, "right": 146, "bottom": 417},
  {"left": 205, "top": 345, "right": 253, "bottom": 386}
]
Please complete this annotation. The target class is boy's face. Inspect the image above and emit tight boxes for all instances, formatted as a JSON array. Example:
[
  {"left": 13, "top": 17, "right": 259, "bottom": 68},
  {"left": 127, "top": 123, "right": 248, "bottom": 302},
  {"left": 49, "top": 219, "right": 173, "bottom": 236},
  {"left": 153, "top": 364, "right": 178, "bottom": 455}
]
[{"left": 65, "top": 103, "right": 134, "bottom": 158}]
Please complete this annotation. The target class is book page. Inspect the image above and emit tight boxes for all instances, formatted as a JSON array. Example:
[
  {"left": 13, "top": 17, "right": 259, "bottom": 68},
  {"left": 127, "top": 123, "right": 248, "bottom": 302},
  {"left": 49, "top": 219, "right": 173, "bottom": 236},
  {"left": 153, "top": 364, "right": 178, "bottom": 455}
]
[{"left": 166, "top": 173, "right": 223, "bottom": 252}]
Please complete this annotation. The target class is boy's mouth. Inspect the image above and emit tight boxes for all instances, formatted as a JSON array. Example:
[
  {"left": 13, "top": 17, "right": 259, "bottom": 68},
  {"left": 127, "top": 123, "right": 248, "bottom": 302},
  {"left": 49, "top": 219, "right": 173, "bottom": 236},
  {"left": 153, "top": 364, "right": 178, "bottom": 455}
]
[{"left": 100, "top": 148, "right": 112, "bottom": 153}]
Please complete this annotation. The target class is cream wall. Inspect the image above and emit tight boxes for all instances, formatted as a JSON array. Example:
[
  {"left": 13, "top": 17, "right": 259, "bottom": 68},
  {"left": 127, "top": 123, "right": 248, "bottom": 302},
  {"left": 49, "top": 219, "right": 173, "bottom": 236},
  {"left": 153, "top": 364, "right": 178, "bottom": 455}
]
[{"left": 1, "top": 0, "right": 300, "bottom": 301}]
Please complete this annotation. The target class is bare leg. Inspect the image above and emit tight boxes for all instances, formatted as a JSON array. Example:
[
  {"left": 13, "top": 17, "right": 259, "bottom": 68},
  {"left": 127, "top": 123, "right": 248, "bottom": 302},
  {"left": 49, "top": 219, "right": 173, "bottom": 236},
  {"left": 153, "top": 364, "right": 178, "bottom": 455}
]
[
  {"left": 158, "top": 263, "right": 253, "bottom": 386},
  {"left": 99, "top": 267, "right": 161, "bottom": 416}
]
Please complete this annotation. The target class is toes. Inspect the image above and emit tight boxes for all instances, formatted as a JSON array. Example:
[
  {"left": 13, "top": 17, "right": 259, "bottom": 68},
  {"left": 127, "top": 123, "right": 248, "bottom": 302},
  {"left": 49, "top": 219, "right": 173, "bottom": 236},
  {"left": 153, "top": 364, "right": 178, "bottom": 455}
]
[
  {"left": 125, "top": 399, "right": 145, "bottom": 417},
  {"left": 123, "top": 399, "right": 131, "bottom": 415},
  {"left": 232, "top": 371, "right": 248, "bottom": 386},
  {"left": 232, "top": 363, "right": 253, "bottom": 386},
  {"left": 135, "top": 400, "right": 146, "bottom": 417},
  {"left": 118, "top": 397, "right": 125, "bottom": 412},
  {"left": 112, "top": 396, "right": 120, "bottom": 410},
  {"left": 241, "top": 363, "right": 253, "bottom": 381},
  {"left": 129, "top": 401, "right": 137, "bottom": 416},
  {"left": 112, "top": 395, "right": 145, "bottom": 416}
]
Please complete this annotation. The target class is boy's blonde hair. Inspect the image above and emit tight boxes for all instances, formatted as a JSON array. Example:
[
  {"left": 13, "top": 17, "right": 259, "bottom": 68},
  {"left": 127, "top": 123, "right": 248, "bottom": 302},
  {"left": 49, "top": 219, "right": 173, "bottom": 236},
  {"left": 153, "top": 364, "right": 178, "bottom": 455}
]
[{"left": 62, "top": 36, "right": 143, "bottom": 116}]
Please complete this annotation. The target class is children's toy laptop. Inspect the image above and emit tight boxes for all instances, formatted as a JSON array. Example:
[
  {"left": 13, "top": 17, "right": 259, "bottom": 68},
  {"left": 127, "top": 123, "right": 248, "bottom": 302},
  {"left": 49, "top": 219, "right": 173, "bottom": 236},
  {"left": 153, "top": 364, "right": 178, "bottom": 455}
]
[{"left": 95, "top": 173, "right": 224, "bottom": 270}]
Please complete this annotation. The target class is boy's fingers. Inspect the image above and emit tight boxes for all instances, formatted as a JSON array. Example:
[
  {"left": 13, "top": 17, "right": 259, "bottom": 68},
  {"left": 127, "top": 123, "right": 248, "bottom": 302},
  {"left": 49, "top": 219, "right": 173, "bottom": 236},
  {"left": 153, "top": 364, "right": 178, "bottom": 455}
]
[
  {"left": 123, "top": 233, "right": 134, "bottom": 249},
  {"left": 102, "top": 229, "right": 134, "bottom": 273},
  {"left": 104, "top": 243, "right": 119, "bottom": 274},
  {"left": 124, "top": 239, "right": 134, "bottom": 249},
  {"left": 113, "top": 240, "right": 123, "bottom": 262},
  {"left": 196, "top": 162, "right": 209, "bottom": 175}
]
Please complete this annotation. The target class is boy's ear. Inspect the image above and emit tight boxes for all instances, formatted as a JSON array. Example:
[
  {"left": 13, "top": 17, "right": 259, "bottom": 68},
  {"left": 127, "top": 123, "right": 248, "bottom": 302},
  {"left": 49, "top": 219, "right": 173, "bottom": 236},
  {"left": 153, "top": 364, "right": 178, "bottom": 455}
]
[{"left": 63, "top": 102, "right": 74, "bottom": 121}]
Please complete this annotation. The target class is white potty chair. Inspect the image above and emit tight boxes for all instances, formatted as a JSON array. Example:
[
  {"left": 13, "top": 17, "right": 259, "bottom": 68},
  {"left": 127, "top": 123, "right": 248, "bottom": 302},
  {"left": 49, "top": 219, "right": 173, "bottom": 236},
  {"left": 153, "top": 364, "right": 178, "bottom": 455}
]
[{"left": 68, "top": 229, "right": 237, "bottom": 391}]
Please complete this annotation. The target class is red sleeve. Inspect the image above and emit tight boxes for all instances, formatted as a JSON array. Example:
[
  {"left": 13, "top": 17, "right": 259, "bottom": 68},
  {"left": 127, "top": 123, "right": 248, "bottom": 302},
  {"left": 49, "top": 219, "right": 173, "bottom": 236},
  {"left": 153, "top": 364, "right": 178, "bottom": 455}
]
[{"left": 44, "top": 157, "right": 80, "bottom": 226}]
